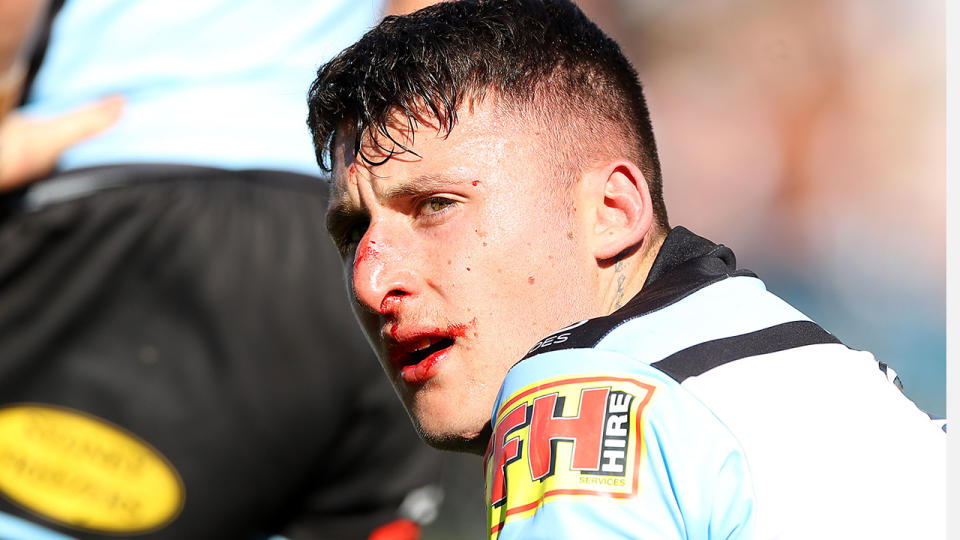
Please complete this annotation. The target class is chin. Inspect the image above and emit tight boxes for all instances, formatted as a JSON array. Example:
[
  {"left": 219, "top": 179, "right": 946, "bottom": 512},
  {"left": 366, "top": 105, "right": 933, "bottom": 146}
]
[{"left": 413, "top": 417, "right": 492, "bottom": 455}]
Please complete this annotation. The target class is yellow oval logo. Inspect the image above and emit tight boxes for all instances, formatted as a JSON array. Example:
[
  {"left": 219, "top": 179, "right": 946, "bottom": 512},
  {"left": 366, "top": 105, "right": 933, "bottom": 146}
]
[{"left": 0, "top": 404, "right": 184, "bottom": 534}]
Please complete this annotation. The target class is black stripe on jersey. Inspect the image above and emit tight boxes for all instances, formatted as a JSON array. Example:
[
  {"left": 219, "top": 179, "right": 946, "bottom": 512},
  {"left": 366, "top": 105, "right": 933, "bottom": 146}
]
[
  {"left": 520, "top": 227, "right": 755, "bottom": 361},
  {"left": 651, "top": 321, "right": 841, "bottom": 383}
]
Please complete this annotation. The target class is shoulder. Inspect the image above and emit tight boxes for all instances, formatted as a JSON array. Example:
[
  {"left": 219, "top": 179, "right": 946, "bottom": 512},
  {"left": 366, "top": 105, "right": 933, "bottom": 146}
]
[
  {"left": 523, "top": 275, "right": 830, "bottom": 376},
  {"left": 485, "top": 348, "right": 756, "bottom": 539}
]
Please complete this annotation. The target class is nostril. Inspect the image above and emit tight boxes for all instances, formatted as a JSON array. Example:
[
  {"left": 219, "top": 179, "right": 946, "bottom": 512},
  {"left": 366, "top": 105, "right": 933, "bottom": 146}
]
[{"left": 379, "top": 290, "right": 407, "bottom": 314}]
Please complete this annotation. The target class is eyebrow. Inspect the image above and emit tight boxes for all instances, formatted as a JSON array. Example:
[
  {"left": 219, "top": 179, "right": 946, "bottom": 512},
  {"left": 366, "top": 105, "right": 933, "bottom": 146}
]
[
  {"left": 380, "top": 173, "right": 473, "bottom": 201},
  {"left": 326, "top": 173, "right": 473, "bottom": 233}
]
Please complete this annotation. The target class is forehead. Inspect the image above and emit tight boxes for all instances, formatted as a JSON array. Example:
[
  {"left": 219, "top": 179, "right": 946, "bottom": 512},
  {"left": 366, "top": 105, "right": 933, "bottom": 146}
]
[{"left": 329, "top": 101, "right": 534, "bottom": 196}]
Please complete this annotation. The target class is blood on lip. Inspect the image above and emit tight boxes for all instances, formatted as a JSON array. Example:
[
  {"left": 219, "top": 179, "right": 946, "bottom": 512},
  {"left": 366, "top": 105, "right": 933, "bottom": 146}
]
[
  {"left": 392, "top": 318, "right": 477, "bottom": 377},
  {"left": 446, "top": 317, "right": 477, "bottom": 338},
  {"left": 402, "top": 353, "right": 442, "bottom": 383},
  {"left": 396, "top": 331, "right": 448, "bottom": 384},
  {"left": 446, "top": 323, "right": 467, "bottom": 337}
]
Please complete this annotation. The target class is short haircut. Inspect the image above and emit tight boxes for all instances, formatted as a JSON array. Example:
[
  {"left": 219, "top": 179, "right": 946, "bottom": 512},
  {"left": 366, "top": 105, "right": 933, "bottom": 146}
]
[{"left": 307, "top": 0, "right": 669, "bottom": 229}]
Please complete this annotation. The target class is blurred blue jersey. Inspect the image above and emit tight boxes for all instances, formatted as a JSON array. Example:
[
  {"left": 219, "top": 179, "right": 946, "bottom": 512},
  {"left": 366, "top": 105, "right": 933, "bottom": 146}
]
[{"left": 21, "top": 0, "right": 380, "bottom": 176}]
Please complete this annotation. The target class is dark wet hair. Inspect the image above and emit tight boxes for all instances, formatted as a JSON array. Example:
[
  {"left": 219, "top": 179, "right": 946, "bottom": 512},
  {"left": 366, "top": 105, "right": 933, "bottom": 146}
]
[{"left": 307, "top": 0, "right": 668, "bottom": 228}]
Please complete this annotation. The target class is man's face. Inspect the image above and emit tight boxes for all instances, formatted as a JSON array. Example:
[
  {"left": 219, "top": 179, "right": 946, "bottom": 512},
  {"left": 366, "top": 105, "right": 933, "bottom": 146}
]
[{"left": 327, "top": 101, "right": 600, "bottom": 453}]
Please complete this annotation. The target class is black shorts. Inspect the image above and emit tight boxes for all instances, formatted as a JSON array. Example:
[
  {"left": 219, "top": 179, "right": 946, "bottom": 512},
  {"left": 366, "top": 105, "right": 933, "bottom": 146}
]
[{"left": 0, "top": 166, "right": 440, "bottom": 540}]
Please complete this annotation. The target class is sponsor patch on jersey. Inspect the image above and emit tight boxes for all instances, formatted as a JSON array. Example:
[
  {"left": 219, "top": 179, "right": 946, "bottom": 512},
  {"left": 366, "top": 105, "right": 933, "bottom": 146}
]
[
  {"left": 484, "top": 375, "right": 655, "bottom": 536},
  {"left": 0, "top": 404, "right": 184, "bottom": 534}
]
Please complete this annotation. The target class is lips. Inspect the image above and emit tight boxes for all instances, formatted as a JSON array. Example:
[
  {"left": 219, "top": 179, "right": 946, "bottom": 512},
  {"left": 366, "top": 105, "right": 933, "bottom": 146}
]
[{"left": 387, "top": 328, "right": 459, "bottom": 384}]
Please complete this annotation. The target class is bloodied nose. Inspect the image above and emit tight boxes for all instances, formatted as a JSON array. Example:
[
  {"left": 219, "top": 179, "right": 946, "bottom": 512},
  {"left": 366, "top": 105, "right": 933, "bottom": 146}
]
[{"left": 351, "top": 236, "right": 415, "bottom": 315}]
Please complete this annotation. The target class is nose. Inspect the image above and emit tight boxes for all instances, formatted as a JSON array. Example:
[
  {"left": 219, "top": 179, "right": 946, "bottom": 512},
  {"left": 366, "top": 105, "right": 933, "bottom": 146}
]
[{"left": 350, "top": 231, "right": 416, "bottom": 316}]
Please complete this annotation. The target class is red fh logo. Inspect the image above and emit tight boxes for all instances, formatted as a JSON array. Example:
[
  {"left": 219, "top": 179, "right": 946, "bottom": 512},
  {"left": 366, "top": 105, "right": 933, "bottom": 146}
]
[{"left": 488, "top": 387, "right": 635, "bottom": 507}]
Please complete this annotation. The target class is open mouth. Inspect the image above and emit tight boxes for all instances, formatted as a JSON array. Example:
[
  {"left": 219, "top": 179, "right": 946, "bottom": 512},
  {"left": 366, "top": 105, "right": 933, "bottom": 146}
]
[
  {"left": 386, "top": 319, "right": 476, "bottom": 384},
  {"left": 406, "top": 337, "right": 455, "bottom": 366},
  {"left": 393, "top": 335, "right": 456, "bottom": 384}
]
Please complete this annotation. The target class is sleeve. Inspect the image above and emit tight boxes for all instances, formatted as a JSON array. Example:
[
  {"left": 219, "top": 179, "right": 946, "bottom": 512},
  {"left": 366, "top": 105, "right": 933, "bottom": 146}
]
[{"left": 483, "top": 348, "right": 755, "bottom": 540}]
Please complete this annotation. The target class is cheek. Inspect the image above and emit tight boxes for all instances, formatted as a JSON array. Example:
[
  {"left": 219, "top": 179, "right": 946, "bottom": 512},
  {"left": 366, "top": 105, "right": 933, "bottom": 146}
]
[{"left": 486, "top": 243, "right": 590, "bottom": 333}]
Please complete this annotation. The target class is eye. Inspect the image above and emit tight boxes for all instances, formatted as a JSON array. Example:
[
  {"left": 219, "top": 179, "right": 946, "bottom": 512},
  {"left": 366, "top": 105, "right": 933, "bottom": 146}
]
[{"left": 420, "top": 197, "right": 456, "bottom": 216}]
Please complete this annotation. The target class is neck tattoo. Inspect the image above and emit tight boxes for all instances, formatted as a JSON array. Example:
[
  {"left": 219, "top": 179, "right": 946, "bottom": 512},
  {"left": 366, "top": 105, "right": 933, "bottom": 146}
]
[{"left": 613, "top": 260, "right": 626, "bottom": 309}]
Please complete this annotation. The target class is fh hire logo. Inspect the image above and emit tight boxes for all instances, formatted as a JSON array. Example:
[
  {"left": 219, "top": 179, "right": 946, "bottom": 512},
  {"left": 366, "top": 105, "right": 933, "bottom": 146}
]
[{"left": 484, "top": 376, "right": 655, "bottom": 533}]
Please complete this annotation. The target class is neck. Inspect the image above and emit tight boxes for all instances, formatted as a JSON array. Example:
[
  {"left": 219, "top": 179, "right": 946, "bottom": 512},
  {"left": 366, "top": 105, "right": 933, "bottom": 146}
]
[{"left": 600, "top": 230, "right": 666, "bottom": 314}]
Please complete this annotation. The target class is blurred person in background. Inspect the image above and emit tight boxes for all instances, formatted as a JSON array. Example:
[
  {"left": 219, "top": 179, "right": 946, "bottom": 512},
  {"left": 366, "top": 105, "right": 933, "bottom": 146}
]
[
  {"left": 0, "top": 1, "right": 444, "bottom": 539},
  {"left": 309, "top": 0, "right": 945, "bottom": 538}
]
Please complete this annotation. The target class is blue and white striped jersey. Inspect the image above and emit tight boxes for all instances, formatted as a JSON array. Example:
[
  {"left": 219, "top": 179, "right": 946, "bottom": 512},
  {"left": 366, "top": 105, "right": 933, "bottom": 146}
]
[{"left": 484, "top": 227, "right": 945, "bottom": 540}]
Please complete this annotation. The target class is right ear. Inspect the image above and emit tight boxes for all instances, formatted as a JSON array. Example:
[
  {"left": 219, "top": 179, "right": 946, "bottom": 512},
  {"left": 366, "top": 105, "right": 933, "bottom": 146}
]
[{"left": 579, "top": 159, "right": 655, "bottom": 262}]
